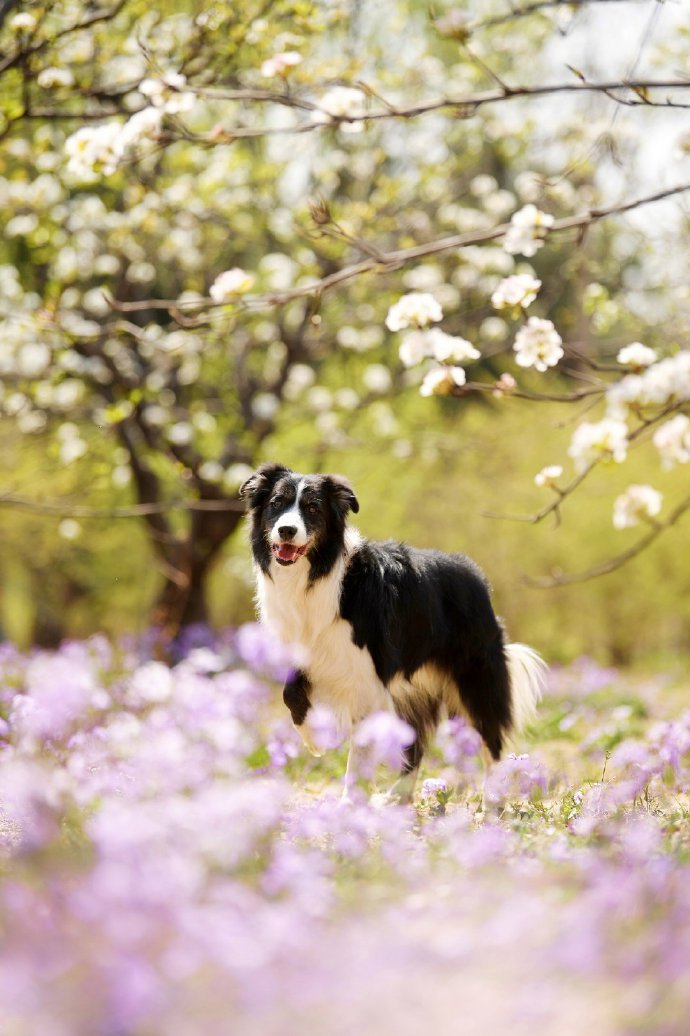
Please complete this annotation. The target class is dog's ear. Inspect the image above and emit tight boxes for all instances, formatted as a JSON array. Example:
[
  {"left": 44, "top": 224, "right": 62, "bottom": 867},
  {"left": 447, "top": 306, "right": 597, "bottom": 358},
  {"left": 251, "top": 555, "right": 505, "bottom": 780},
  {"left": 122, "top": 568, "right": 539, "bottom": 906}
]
[
  {"left": 239, "top": 463, "right": 290, "bottom": 506},
  {"left": 325, "top": 474, "right": 359, "bottom": 516}
]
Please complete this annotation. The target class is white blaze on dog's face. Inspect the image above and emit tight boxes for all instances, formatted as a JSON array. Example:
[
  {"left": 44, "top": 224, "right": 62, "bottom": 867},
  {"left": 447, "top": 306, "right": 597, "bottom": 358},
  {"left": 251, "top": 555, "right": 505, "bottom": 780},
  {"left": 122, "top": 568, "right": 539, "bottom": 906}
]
[{"left": 268, "top": 478, "right": 311, "bottom": 566}]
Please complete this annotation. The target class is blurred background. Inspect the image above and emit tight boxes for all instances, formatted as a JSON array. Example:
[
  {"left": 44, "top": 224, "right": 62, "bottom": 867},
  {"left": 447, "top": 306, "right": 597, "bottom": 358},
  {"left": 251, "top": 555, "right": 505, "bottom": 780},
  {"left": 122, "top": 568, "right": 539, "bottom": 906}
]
[{"left": 1, "top": 0, "right": 689, "bottom": 664}]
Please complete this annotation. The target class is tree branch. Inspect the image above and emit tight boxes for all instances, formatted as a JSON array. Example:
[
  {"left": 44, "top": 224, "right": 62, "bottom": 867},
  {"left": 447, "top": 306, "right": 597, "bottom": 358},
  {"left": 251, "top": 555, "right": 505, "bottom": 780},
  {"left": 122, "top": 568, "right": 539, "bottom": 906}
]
[
  {"left": 110, "top": 180, "right": 690, "bottom": 318},
  {"left": 525, "top": 487, "right": 690, "bottom": 587},
  {"left": 0, "top": 494, "right": 244, "bottom": 520}
]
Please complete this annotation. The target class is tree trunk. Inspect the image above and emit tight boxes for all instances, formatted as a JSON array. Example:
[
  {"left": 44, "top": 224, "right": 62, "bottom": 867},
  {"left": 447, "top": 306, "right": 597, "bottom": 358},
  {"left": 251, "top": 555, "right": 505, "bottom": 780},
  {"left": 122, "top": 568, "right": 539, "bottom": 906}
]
[{"left": 149, "top": 507, "right": 244, "bottom": 659}]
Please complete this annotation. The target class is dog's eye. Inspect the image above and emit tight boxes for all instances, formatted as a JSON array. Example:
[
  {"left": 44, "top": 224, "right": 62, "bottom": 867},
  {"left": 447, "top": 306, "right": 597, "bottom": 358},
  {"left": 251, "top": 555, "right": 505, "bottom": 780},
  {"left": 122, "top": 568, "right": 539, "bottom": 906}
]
[
  {"left": 270, "top": 495, "right": 285, "bottom": 508},
  {"left": 303, "top": 501, "right": 320, "bottom": 514}
]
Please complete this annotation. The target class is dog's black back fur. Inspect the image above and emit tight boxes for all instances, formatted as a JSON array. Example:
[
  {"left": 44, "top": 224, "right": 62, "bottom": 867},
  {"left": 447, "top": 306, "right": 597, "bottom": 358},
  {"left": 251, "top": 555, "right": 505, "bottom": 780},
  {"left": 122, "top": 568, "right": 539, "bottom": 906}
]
[{"left": 340, "top": 541, "right": 511, "bottom": 759}]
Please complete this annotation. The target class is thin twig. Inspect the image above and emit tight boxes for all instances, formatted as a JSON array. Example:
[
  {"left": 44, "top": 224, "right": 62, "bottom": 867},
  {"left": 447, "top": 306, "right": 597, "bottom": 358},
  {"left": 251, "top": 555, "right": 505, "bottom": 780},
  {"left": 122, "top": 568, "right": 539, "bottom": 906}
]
[
  {"left": 525, "top": 488, "right": 690, "bottom": 587},
  {"left": 0, "top": 495, "right": 245, "bottom": 519}
]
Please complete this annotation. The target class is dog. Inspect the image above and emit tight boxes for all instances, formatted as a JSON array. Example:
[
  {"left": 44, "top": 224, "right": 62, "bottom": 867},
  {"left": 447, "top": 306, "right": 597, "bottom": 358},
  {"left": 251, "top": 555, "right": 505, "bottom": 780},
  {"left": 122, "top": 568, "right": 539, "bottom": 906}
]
[{"left": 240, "top": 462, "right": 546, "bottom": 801}]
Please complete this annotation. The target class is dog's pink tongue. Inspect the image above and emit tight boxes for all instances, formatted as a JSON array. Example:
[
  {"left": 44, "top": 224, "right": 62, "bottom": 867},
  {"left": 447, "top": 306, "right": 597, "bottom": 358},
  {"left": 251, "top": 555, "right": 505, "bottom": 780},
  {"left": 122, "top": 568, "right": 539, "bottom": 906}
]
[{"left": 278, "top": 543, "right": 299, "bottom": 561}]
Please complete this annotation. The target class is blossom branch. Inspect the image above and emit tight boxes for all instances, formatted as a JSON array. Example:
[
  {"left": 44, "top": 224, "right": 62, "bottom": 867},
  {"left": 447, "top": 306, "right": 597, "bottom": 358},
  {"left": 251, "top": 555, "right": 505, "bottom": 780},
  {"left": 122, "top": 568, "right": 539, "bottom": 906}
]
[
  {"left": 525, "top": 487, "right": 690, "bottom": 587},
  {"left": 110, "top": 180, "right": 690, "bottom": 319}
]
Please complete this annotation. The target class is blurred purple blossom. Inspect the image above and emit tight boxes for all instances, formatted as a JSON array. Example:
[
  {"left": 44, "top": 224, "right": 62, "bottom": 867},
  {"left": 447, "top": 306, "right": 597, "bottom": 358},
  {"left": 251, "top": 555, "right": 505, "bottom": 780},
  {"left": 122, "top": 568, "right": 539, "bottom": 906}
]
[
  {"left": 484, "top": 753, "right": 548, "bottom": 807},
  {"left": 436, "top": 716, "right": 483, "bottom": 772},
  {"left": 353, "top": 711, "right": 416, "bottom": 772},
  {"left": 0, "top": 635, "right": 688, "bottom": 1034},
  {"left": 235, "top": 623, "right": 307, "bottom": 682}
]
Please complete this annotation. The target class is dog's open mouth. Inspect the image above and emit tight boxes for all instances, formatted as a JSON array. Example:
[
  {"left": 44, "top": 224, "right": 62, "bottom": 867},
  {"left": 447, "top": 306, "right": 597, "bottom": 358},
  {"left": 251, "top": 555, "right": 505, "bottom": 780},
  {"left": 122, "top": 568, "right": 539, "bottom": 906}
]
[{"left": 272, "top": 542, "right": 308, "bottom": 565}]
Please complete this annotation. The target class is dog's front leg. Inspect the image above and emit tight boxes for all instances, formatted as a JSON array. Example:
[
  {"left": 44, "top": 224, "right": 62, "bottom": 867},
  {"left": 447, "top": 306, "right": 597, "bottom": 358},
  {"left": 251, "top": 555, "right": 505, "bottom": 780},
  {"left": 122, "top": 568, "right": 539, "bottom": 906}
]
[
  {"left": 283, "top": 670, "right": 322, "bottom": 757},
  {"left": 341, "top": 740, "right": 371, "bottom": 804}
]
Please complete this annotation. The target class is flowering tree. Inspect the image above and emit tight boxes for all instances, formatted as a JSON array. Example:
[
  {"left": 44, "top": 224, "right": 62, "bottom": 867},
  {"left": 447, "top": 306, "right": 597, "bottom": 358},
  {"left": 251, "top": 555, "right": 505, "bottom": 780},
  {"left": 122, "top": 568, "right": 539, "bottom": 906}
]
[{"left": 2, "top": 0, "right": 690, "bottom": 641}]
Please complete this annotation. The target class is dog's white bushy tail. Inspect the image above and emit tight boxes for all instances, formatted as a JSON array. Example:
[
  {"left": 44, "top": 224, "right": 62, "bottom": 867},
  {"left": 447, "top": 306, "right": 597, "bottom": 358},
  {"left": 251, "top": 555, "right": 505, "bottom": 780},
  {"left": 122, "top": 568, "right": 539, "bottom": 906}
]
[{"left": 505, "top": 643, "right": 548, "bottom": 733}]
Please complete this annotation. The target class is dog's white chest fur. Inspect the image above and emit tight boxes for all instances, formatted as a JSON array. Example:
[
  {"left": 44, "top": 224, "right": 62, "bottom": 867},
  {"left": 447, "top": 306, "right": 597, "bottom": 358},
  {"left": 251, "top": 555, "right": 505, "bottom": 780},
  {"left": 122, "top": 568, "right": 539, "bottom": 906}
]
[{"left": 256, "top": 528, "right": 389, "bottom": 726}]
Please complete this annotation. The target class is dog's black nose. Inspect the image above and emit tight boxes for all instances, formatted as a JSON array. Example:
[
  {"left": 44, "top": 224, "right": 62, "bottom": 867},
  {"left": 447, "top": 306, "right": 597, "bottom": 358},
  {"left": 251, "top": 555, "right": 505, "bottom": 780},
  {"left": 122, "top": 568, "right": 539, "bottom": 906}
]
[{"left": 278, "top": 525, "right": 297, "bottom": 541}]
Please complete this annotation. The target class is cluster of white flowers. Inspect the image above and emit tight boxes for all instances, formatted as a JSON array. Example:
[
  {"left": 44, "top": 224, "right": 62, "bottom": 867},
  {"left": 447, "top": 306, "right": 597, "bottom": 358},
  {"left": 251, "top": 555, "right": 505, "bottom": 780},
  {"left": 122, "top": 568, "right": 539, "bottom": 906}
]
[
  {"left": 314, "top": 87, "right": 367, "bottom": 132},
  {"left": 64, "top": 109, "right": 163, "bottom": 180},
  {"left": 420, "top": 366, "right": 467, "bottom": 397},
  {"left": 385, "top": 292, "right": 443, "bottom": 332},
  {"left": 491, "top": 273, "right": 541, "bottom": 310},
  {"left": 534, "top": 464, "right": 563, "bottom": 488},
  {"left": 513, "top": 317, "right": 563, "bottom": 372},
  {"left": 503, "top": 205, "right": 554, "bottom": 257},
  {"left": 8, "top": 11, "right": 37, "bottom": 32},
  {"left": 209, "top": 268, "right": 256, "bottom": 303},
  {"left": 63, "top": 72, "right": 197, "bottom": 181},
  {"left": 653, "top": 414, "right": 690, "bottom": 468},
  {"left": 139, "top": 72, "right": 196, "bottom": 115},
  {"left": 65, "top": 123, "right": 127, "bottom": 180},
  {"left": 606, "top": 351, "right": 690, "bottom": 420},
  {"left": 260, "top": 51, "right": 302, "bottom": 77},
  {"left": 37, "top": 67, "right": 75, "bottom": 89},
  {"left": 57, "top": 423, "right": 88, "bottom": 466},
  {"left": 399, "top": 328, "right": 479, "bottom": 368},
  {"left": 568, "top": 418, "right": 628, "bottom": 473},
  {"left": 617, "top": 342, "right": 657, "bottom": 370},
  {"left": 613, "top": 484, "right": 663, "bottom": 529}
]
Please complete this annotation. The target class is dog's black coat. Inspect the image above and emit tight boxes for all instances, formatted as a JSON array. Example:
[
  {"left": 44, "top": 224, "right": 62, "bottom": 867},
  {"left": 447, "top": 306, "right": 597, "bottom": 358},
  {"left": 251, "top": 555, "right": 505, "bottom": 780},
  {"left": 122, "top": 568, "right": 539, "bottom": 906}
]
[{"left": 340, "top": 540, "right": 511, "bottom": 759}]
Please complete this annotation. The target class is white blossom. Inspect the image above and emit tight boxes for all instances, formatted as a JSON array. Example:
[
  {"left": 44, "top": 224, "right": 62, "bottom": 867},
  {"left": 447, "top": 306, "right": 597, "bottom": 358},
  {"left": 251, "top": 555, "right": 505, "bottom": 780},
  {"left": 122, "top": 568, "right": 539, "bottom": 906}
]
[
  {"left": 420, "top": 366, "right": 466, "bottom": 397},
  {"left": 398, "top": 328, "right": 479, "bottom": 368},
  {"left": 653, "top": 414, "right": 690, "bottom": 468},
  {"left": 513, "top": 317, "right": 563, "bottom": 372},
  {"left": 427, "top": 329, "right": 480, "bottom": 365},
  {"left": 617, "top": 342, "right": 658, "bottom": 370},
  {"left": 503, "top": 204, "right": 554, "bottom": 257},
  {"left": 334, "top": 388, "right": 360, "bottom": 410},
  {"left": 64, "top": 123, "right": 125, "bottom": 180},
  {"left": 399, "top": 331, "right": 432, "bottom": 368},
  {"left": 167, "top": 422, "right": 194, "bottom": 446},
  {"left": 568, "top": 418, "right": 628, "bottom": 473},
  {"left": 306, "top": 386, "right": 333, "bottom": 412},
  {"left": 139, "top": 72, "right": 196, "bottom": 115},
  {"left": 57, "top": 423, "right": 88, "bottom": 465},
  {"left": 119, "top": 107, "right": 164, "bottom": 149},
  {"left": 363, "top": 364, "right": 392, "bottom": 393},
  {"left": 606, "top": 351, "right": 690, "bottom": 419},
  {"left": 491, "top": 273, "right": 541, "bottom": 310},
  {"left": 613, "top": 485, "right": 663, "bottom": 529},
  {"left": 469, "top": 174, "right": 498, "bottom": 198},
  {"left": 534, "top": 465, "right": 563, "bottom": 488},
  {"left": 224, "top": 463, "right": 254, "bottom": 491},
  {"left": 252, "top": 393, "right": 280, "bottom": 420},
  {"left": 58, "top": 519, "right": 82, "bottom": 540},
  {"left": 17, "top": 343, "right": 51, "bottom": 377},
  {"left": 37, "top": 67, "right": 75, "bottom": 89},
  {"left": 314, "top": 87, "right": 367, "bottom": 132},
  {"left": 385, "top": 292, "right": 443, "bottom": 332},
  {"left": 209, "top": 268, "right": 256, "bottom": 302},
  {"left": 260, "top": 51, "right": 302, "bottom": 77},
  {"left": 9, "top": 12, "right": 37, "bottom": 32}
]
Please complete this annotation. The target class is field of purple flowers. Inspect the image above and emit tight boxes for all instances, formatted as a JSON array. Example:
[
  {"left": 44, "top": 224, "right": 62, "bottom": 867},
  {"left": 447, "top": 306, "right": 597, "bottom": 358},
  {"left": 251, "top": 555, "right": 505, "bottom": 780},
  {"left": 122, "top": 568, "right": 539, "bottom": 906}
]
[{"left": 1, "top": 627, "right": 689, "bottom": 1036}]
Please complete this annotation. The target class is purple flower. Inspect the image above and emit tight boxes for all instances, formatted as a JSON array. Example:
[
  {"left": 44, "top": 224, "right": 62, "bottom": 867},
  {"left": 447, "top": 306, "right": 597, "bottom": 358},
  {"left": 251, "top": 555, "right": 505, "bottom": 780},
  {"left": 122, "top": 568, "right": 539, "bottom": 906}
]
[
  {"left": 484, "top": 753, "right": 548, "bottom": 807},
  {"left": 266, "top": 720, "right": 302, "bottom": 769},
  {"left": 352, "top": 711, "right": 416, "bottom": 771},
  {"left": 436, "top": 717, "right": 482, "bottom": 772},
  {"left": 234, "top": 623, "right": 306, "bottom": 682},
  {"left": 305, "top": 705, "right": 345, "bottom": 754}
]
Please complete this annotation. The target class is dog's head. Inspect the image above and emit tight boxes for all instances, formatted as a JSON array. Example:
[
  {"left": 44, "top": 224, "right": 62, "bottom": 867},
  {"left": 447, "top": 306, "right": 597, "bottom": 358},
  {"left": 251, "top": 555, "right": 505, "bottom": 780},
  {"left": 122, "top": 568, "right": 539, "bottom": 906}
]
[{"left": 240, "top": 463, "right": 359, "bottom": 573}]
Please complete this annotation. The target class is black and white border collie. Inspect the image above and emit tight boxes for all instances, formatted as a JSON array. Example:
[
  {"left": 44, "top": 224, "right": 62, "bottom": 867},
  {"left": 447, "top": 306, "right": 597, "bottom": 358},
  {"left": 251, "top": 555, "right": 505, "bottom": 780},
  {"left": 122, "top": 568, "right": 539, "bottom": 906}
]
[{"left": 241, "top": 462, "right": 546, "bottom": 801}]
